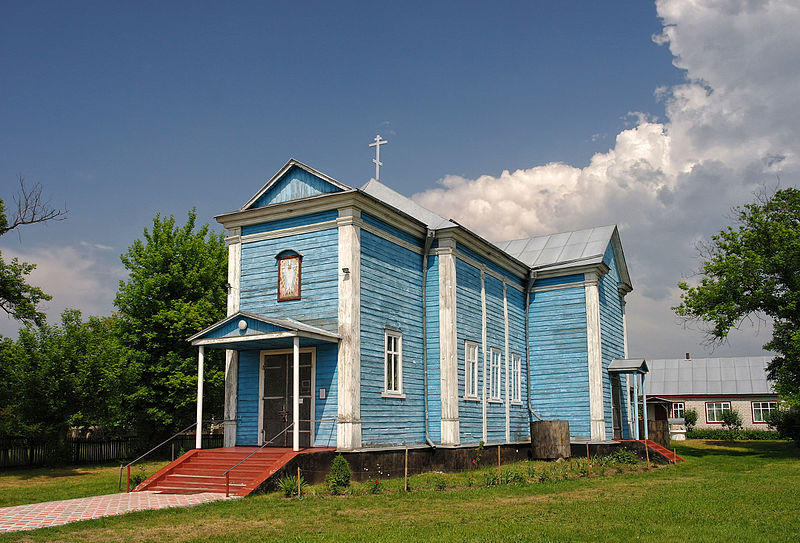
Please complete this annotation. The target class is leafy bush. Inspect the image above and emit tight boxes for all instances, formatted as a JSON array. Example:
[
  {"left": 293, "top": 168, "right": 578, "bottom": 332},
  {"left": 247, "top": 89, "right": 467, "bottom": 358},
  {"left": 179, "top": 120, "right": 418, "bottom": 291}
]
[
  {"left": 129, "top": 465, "right": 149, "bottom": 488},
  {"left": 683, "top": 409, "right": 699, "bottom": 431},
  {"left": 592, "top": 450, "right": 639, "bottom": 466},
  {"left": 277, "top": 474, "right": 307, "bottom": 497},
  {"left": 325, "top": 454, "right": 352, "bottom": 494},
  {"left": 432, "top": 476, "right": 446, "bottom": 491},
  {"left": 721, "top": 408, "right": 743, "bottom": 431},
  {"left": 764, "top": 407, "right": 800, "bottom": 446},
  {"left": 686, "top": 429, "right": 781, "bottom": 440}
]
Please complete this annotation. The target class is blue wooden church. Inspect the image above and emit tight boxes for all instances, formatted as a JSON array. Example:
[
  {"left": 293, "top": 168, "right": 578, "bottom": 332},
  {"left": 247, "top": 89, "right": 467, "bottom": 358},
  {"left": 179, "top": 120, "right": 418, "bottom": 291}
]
[{"left": 188, "top": 159, "right": 635, "bottom": 452}]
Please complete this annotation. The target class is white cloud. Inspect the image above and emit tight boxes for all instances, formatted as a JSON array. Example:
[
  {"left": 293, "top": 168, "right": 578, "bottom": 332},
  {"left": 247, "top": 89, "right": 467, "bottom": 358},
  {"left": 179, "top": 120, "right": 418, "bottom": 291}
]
[
  {"left": 413, "top": 0, "right": 799, "bottom": 358},
  {"left": 0, "top": 244, "right": 126, "bottom": 337}
]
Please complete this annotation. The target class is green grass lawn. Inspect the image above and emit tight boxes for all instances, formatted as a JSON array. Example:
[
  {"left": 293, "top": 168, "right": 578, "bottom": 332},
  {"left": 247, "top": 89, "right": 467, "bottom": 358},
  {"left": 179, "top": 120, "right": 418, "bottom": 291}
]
[
  {"left": 0, "top": 460, "right": 168, "bottom": 508},
  {"left": 1, "top": 440, "right": 798, "bottom": 542}
]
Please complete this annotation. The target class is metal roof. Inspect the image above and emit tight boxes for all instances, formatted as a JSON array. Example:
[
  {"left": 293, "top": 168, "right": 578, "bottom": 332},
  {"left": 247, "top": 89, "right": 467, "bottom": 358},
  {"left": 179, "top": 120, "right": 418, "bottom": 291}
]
[
  {"left": 360, "top": 179, "right": 457, "bottom": 230},
  {"left": 495, "top": 225, "right": 616, "bottom": 269},
  {"left": 643, "top": 356, "right": 776, "bottom": 396}
]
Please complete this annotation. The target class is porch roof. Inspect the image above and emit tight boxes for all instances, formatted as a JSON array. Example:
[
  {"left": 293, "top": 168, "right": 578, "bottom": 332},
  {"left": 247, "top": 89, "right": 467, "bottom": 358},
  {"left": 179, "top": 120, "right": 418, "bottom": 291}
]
[
  {"left": 187, "top": 311, "right": 339, "bottom": 349},
  {"left": 608, "top": 358, "right": 649, "bottom": 374}
]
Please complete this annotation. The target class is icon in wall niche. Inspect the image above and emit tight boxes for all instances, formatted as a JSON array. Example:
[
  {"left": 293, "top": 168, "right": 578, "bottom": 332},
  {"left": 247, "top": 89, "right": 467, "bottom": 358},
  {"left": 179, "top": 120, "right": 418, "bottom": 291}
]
[{"left": 278, "top": 254, "right": 301, "bottom": 301}]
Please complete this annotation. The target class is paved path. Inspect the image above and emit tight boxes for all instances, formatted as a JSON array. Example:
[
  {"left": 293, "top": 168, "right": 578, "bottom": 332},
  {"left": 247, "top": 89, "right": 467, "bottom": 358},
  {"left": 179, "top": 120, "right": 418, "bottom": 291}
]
[{"left": 0, "top": 491, "right": 235, "bottom": 533}]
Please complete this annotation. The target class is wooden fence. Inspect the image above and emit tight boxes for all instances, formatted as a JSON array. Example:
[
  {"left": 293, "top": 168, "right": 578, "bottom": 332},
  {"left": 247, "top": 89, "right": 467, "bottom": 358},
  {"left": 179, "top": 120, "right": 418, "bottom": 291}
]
[{"left": 0, "top": 434, "right": 224, "bottom": 469}]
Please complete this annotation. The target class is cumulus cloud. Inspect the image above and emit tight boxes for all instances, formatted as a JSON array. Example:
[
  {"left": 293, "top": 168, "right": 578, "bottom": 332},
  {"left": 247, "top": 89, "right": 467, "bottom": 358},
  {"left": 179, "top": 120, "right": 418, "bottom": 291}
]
[
  {"left": 413, "top": 0, "right": 798, "bottom": 357},
  {"left": 0, "top": 244, "right": 126, "bottom": 337}
]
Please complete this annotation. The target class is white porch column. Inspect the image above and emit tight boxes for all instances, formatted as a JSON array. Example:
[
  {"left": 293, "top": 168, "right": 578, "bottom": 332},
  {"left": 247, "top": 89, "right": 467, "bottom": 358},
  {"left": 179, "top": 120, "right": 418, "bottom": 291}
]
[
  {"left": 641, "top": 373, "right": 649, "bottom": 441},
  {"left": 585, "top": 271, "right": 605, "bottom": 441},
  {"left": 438, "top": 238, "right": 460, "bottom": 445},
  {"left": 293, "top": 336, "right": 300, "bottom": 451},
  {"left": 224, "top": 227, "right": 241, "bottom": 447},
  {"left": 632, "top": 372, "right": 640, "bottom": 440},
  {"left": 337, "top": 207, "right": 362, "bottom": 450},
  {"left": 196, "top": 345, "right": 205, "bottom": 449}
]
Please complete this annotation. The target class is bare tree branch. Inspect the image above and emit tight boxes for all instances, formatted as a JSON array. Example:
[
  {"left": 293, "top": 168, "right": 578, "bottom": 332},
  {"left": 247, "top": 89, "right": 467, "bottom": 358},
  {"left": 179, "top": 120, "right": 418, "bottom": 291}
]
[{"left": 1, "top": 176, "right": 68, "bottom": 236}]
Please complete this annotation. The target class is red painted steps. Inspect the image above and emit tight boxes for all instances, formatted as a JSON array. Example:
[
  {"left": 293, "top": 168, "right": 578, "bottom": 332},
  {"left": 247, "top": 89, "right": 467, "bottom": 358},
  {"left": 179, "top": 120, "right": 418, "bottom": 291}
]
[
  {"left": 643, "top": 439, "right": 685, "bottom": 463},
  {"left": 134, "top": 446, "right": 333, "bottom": 496}
]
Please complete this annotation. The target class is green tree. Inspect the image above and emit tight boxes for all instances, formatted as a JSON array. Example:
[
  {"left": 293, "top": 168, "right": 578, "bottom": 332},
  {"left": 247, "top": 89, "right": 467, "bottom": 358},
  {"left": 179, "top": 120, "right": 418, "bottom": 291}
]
[
  {"left": 683, "top": 408, "right": 698, "bottom": 431},
  {"left": 114, "top": 209, "right": 226, "bottom": 441},
  {"left": 720, "top": 408, "right": 743, "bottom": 432},
  {"left": 0, "top": 179, "right": 66, "bottom": 327},
  {"left": 0, "top": 310, "right": 130, "bottom": 440},
  {"left": 674, "top": 188, "right": 800, "bottom": 405}
]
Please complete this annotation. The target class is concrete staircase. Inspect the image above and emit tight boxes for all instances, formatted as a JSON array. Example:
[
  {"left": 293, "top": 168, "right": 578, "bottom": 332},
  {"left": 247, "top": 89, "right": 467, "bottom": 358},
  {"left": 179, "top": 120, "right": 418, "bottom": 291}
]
[{"left": 134, "top": 447, "right": 305, "bottom": 496}]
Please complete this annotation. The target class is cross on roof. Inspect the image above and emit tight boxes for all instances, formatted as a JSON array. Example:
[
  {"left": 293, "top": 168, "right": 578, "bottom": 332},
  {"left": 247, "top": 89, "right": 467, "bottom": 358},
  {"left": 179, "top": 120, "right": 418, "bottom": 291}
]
[{"left": 369, "top": 134, "right": 388, "bottom": 181}]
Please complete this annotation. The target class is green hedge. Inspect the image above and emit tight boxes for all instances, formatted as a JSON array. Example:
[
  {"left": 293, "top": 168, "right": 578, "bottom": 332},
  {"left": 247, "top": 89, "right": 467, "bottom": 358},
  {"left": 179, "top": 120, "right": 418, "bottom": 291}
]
[{"left": 686, "top": 429, "right": 784, "bottom": 441}]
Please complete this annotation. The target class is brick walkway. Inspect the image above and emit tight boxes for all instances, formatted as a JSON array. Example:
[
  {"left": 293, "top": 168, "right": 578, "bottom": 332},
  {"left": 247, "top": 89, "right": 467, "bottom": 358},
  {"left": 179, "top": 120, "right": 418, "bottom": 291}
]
[{"left": 0, "top": 491, "right": 235, "bottom": 533}]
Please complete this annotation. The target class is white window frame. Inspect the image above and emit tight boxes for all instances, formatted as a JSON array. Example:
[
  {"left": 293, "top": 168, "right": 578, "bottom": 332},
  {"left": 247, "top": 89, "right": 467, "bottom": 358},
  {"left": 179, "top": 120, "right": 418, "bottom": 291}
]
[
  {"left": 383, "top": 330, "right": 403, "bottom": 397},
  {"left": 752, "top": 401, "right": 777, "bottom": 423},
  {"left": 464, "top": 340, "right": 479, "bottom": 400},
  {"left": 705, "top": 401, "right": 730, "bottom": 423},
  {"left": 510, "top": 353, "right": 522, "bottom": 403},
  {"left": 671, "top": 402, "right": 685, "bottom": 419},
  {"left": 489, "top": 347, "right": 502, "bottom": 401}
]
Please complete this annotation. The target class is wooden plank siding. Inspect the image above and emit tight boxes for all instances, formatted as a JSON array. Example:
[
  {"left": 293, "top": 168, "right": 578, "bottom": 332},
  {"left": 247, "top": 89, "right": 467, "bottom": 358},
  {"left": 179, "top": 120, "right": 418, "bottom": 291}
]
[
  {"left": 241, "top": 210, "right": 338, "bottom": 236},
  {"left": 456, "top": 259, "right": 484, "bottom": 444},
  {"left": 252, "top": 165, "right": 344, "bottom": 207},
  {"left": 313, "top": 343, "right": 339, "bottom": 447},
  {"left": 425, "top": 254, "right": 442, "bottom": 443},
  {"left": 529, "top": 276, "right": 591, "bottom": 439},
  {"left": 236, "top": 350, "right": 261, "bottom": 445},
  {"left": 506, "top": 285, "right": 529, "bottom": 441},
  {"left": 239, "top": 227, "right": 339, "bottom": 333},
  {"left": 598, "top": 243, "right": 627, "bottom": 438},
  {"left": 359, "top": 225, "right": 427, "bottom": 447},
  {"left": 485, "top": 273, "right": 507, "bottom": 443}
]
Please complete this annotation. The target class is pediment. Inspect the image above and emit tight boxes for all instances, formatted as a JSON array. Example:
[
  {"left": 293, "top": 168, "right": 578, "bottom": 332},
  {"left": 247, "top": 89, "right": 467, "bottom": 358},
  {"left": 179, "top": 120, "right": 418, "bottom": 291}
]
[{"left": 242, "top": 159, "right": 352, "bottom": 210}]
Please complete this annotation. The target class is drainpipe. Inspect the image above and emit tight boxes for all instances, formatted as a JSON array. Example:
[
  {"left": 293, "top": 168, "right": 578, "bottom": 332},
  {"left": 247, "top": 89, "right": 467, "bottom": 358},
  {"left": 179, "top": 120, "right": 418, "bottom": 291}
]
[
  {"left": 525, "top": 270, "right": 543, "bottom": 423},
  {"left": 421, "top": 228, "right": 436, "bottom": 448}
]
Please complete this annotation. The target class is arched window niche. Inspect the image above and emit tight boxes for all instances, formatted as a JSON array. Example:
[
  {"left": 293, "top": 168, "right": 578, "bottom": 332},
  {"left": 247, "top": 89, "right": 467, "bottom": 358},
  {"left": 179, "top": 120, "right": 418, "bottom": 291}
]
[{"left": 275, "top": 249, "right": 303, "bottom": 302}]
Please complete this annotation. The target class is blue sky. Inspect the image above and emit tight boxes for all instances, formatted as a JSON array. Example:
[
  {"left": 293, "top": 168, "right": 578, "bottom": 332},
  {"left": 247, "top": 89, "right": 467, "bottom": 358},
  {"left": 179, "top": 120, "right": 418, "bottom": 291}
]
[{"left": 2, "top": 1, "right": 797, "bottom": 357}]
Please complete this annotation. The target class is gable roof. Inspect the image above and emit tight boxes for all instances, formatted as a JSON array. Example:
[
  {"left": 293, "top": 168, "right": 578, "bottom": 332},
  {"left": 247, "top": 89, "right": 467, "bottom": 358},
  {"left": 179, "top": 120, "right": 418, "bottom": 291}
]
[
  {"left": 496, "top": 225, "right": 631, "bottom": 287},
  {"left": 360, "top": 179, "right": 457, "bottom": 229},
  {"left": 187, "top": 311, "right": 339, "bottom": 348},
  {"left": 643, "top": 356, "right": 776, "bottom": 396},
  {"left": 242, "top": 158, "right": 353, "bottom": 211}
]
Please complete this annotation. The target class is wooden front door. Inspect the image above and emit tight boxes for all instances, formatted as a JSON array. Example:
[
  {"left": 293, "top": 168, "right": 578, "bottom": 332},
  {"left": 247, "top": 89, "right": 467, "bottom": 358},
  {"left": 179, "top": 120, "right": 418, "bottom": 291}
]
[
  {"left": 610, "top": 374, "right": 622, "bottom": 439},
  {"left": 261, "top": 351, "right": 313, "bottom": 447}
]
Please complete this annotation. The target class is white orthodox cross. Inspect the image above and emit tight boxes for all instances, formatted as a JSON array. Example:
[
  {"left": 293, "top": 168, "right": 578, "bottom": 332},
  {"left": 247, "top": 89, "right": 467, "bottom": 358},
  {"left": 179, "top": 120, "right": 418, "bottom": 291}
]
[{"left": 369, "top": 134, "right": 388, "bottom": 181}]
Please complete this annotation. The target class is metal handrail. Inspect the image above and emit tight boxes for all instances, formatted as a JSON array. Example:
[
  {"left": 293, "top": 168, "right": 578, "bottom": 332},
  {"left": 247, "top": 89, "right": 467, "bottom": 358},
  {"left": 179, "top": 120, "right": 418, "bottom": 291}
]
[
  {"left": 221, "top": 422, "right": 294, "bottom": 497},
  {"left": 118, "top": 419, "right": 231, "bottom": 492},
  {"left": 219, "top": 417, "right": 338, "bottom": 497}
]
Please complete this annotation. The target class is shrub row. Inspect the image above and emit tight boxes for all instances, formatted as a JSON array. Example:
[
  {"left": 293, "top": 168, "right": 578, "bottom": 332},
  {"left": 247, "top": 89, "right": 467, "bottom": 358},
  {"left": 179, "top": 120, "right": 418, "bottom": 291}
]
[{"left": 686, "top": 429, "right": 783, "bottom": 440}]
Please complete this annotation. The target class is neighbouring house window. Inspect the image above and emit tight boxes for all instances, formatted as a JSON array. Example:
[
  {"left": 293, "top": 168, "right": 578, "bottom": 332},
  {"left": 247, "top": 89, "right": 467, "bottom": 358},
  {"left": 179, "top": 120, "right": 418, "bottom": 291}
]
[
  {"left": 384, "top": 330, "right": 402, "bottom": 394},
  {"left": 671, "top": 402, "right": 685, "bottom": 418},
  {"left": 489, "top": 348, "right": 502, "bottom": 400},
  {"left": 465, "top": 341, "right": 479, "bottom": 399},
  {"left": 277, "top": 253, "right": 302, "bottom": 301},
  {"left": 510, "top": 353, "right": 522, "bottom": 402},
  {"left": 705, "top": 401, "right": 731, "bottom": 423},
  {"left": 752, "top": 401, "right": 777, "bottom": 423}
]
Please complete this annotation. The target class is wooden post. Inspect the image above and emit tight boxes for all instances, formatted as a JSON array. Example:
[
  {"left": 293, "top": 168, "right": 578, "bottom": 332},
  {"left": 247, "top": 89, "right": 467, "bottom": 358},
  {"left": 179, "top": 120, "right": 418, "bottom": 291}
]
[
  {"left": 497, "top": 445, "right": 501, "bottom": 482},
  {"left": 126, "top": 465, "right": 131, "bottom": 493},
  {"left": 171, "top": 442, "right": 175, "bottom": 462},
  {"left": 297, "top": 466, "right": 301, "bottom": 498},
  {"left": 586, "top": 443, "right": 591, "bottom": 476},
  {"left": 226, "top": 471, "right": 230, "bottom": 497},
  {"left": 644, "top": 441, "right": 650, "bottom": 467},
  {"left": 404, "top": 445, "right": 408, "bottom": 492}
]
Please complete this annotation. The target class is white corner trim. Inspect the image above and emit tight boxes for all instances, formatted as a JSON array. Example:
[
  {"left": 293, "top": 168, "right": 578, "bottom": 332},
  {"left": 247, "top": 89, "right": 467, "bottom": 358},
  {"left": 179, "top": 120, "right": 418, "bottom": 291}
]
[
  {"left": 227, "top": 230, "right": 241, "bottom": 316},
  {"left": 585, "top": 272, "right": 605, "bottom": 441},
  {"left": 439, "top": 245, "right": 460, "bottom": 445},
  {"left": 481, "top": 270, "right": 488, "bottom": 443},
  {"left": 337, "top": 206, "right": 362, "bottom": 450},
  {"left": 503, "top": 281, "right": 510, "bottom": 443}
]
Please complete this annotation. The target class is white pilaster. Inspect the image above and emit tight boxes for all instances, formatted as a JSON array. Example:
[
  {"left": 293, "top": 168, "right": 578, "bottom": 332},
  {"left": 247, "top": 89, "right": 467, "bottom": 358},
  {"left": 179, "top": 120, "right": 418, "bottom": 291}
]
[
  {"left": 585, "top": 272, "right": 605, "bottom": 441},
  {"left": 293, "top": 336, "right": 300, "bottom": 451},
  {"left": 196, "top": 345, "right": 205, "bottom": 449},
  {"left": 503, "top": 282, "right": 510, "bottom": 443},
  {"left": 337, "top": 207, "right": 362, "bottom": 450},
  {"left": 438, "top": 239, "right": 460, "bottom": 445},
  {"left": 481, "top": 269, "right": 487, "bottom": 443},
  {"left": 224, "top": 228, "right": 241, "bottom": 447}
]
